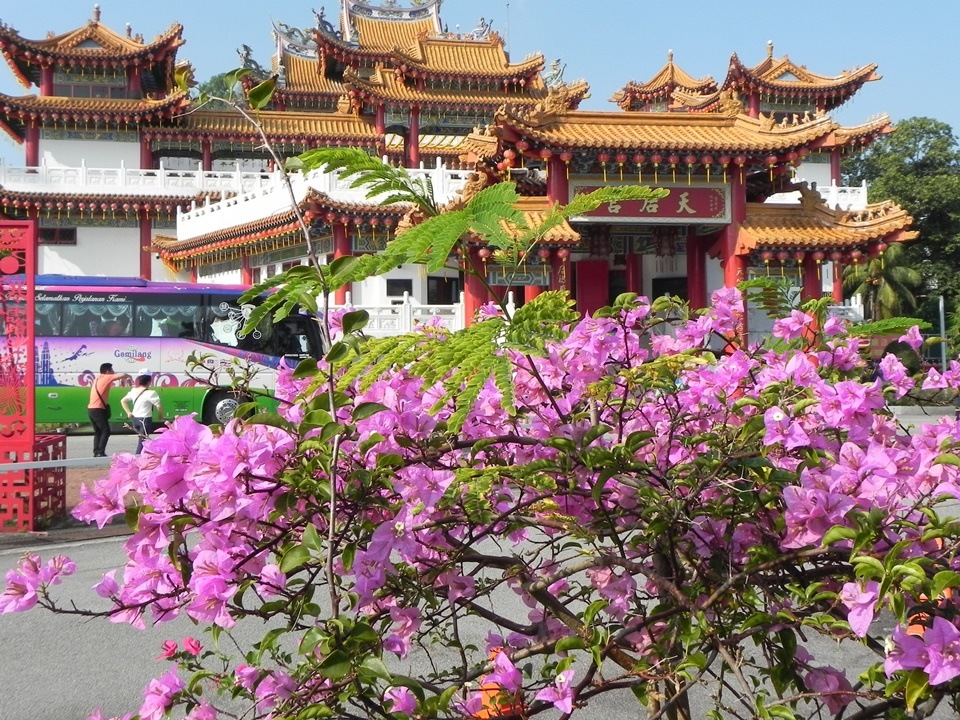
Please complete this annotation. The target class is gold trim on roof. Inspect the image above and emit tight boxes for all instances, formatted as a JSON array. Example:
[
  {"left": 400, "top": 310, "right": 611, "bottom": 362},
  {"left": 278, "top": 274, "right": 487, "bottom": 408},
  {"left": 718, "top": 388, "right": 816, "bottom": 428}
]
[
  {"left": 612, "top": 51, "right": 717, "bottom": 109},
  {"left": 352, "top": 16, "right": 436, "bottom": 53},
  {"left": 168, "top": 108, "right": 381, "bottom": 142},
  {"left": 0, "top": 17, "right": 183, "bottom": 58},
  {"left": 279, "top": 53, "right": 347, "bottom": 95},
  {"left": 512, "top": 196, "right": 580, "bottom": 245},
  {"left": 393, "top": 37, "right": 544, "bottom": 80},
  {"left": 738, "top": 188, "right": 916, "bottom": 252}
]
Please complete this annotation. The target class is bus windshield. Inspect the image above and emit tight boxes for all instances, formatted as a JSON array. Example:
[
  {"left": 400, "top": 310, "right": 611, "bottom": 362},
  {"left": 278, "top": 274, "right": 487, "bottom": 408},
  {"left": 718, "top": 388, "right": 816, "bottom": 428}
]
[{"left": 31, "top": 277, "right": 322, "bottom": 425}]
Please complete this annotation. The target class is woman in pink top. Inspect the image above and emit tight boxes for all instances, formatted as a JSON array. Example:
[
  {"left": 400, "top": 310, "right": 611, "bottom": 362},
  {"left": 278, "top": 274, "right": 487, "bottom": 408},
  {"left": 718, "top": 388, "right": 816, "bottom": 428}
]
[{"left": 86, "top": 362, "right": 131, "bottom": 457}]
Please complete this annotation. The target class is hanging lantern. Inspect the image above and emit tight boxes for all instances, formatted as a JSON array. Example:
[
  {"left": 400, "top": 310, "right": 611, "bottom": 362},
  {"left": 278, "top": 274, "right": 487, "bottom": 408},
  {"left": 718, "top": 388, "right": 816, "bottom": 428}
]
[
  {"left": 812, "top": 250, "right": 825, "bottom": 280},
  {"left": 597, "top": 152, "right": 610, "bottom": 182},
  {"left": 718, "top": 155, "right": 731, "bottom": 183},
  {"left": 760, "top": 250, "right": 774, "bottom": 275},
  {"left": 734, "top": 154, "right": 748, "bottom": 183},
  {"left": 684, "top": 154, "right": 697, "bottom": 184},
  {"left": 615, "top": 153, "right": 628, "bottom": 180},
  {"left": 537, "top": 248, "right": 551, "bottom": 261},
  {"left": 766, "top": 154, "right": 779, "bottom": 181},
  {"left": 556, "top": 248, "right": 570, "bottom": 260},
  {"left": 560, "top": 150, "right": 573, "bottom": 179},
  {"left": 668, "top": 154, "right": 680, "bottom": 183},
  {"left": 651, "top": 153, "right": 663, "bottom": 183},
  {"left": 478, "top": 247, "right": 492, "bottom": 262},
  {"left": 515, "top": 140, "right": 529, "bottom": 169},
  {"left": 701, "top": 155, "right": 714, "bottom": 182},
  {"left": 633, "top": 154, "right": 645, "bottom": 182},
  {"left": 503, "top": 148, "right": 516, "bottom": 161},
  {"left": 876, "top": 241, "right": 889, "bottom": 268},
  {"left": 776, "top": 250, "right": 789, "bottom": 277}
]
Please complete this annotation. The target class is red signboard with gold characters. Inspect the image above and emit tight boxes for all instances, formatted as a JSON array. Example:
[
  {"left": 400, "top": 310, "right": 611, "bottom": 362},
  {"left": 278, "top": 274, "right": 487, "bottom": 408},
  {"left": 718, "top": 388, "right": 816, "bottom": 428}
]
[{"left": 569, "top": 183, "right": 731, "bottom": 225}]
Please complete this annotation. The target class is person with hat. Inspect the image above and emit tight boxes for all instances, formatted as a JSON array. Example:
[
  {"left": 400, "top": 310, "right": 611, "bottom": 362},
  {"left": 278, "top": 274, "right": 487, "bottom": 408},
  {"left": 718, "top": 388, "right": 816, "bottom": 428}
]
[
  {"left": 121, "top": 371, "right": 164, "bottom": 454},
  {"left": 87, "top": 362, "right": 131, "bottom": 457}
]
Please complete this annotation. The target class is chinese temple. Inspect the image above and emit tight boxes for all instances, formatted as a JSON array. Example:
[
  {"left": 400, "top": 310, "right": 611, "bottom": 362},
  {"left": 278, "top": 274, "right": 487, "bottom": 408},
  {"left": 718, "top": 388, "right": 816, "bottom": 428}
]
[{"left": 0, "top": 1, "right": 916, "bottom": 331}]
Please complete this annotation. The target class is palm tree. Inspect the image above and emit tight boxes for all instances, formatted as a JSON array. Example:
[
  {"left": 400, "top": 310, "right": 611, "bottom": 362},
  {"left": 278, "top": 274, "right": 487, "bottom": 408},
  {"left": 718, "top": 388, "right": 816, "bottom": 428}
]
[{"left": 842, "top": 242, "right": 922, "bottom": 320}]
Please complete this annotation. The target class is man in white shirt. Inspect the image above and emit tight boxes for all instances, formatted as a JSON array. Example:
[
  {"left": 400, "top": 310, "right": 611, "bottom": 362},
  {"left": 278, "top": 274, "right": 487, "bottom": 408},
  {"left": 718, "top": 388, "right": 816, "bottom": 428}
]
[{"left": 121, "top": 372, "right": 164, "bottom": 454}]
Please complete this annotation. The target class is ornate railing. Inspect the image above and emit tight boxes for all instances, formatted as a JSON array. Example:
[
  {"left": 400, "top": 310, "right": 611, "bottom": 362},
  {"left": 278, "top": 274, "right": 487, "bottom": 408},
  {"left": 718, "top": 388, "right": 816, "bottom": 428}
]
[{"left": 0, "top": 159, "right": 276, "bottom": 197}]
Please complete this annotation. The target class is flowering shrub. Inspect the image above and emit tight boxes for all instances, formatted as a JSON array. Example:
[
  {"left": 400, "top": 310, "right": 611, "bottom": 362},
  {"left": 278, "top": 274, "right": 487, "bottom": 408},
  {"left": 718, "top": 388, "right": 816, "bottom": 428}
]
[{"left": 5, "top": 283, "right": 960, "bottom": 719}]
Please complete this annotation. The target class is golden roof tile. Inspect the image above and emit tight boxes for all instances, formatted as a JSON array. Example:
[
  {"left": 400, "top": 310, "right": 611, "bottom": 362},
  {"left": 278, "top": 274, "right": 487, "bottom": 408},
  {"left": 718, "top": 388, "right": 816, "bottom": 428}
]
[
  {"left": 496, "top": 101, "right": 840, "bottom": 153},
  {"left": 352, "top": 16, "right": 437, "bottom": 53},
  {"left": 738, "top": 191, "right": 917, "bottom": 252},
  {"left": 512, "top": 196, "right": 580, "bottom": 245},
  {"left": 0, "top": 91, "right": 189, "bottom": 114},
  {"left": 278, "top": 53, "right": 347, "bottom": 95},
  {"left": 393, "top": 36, "right": 544, "bottom": 80},
  {"left": 612, "top": 51, "right": 717, "bottom": 109},
  {"left": 723, "top": 43, "right": 879, "bottom": 109},
  {"left": 384, "top": 133, "right": 467, "bottom": 152},
  {"left": 167, "top": 108, "right": 381, "bottom": 144},
  {"left": 831, "top": 115, "right": 894, "bottom": 146},
  {"left": 0, "top": 13, "right": 183, "bottom": 59}
]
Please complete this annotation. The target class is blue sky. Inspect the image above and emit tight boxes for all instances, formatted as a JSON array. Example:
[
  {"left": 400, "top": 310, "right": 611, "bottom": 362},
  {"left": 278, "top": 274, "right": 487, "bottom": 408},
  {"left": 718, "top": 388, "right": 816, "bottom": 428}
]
[{"left": 0, "top": 1, "right": 954, "bottom": 165}]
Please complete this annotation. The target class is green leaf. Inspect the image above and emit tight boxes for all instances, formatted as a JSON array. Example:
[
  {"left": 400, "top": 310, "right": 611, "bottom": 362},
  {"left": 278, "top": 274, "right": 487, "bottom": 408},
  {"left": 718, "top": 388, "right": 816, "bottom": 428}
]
[
  {"left": 932, "top": 570, "right": 960, "bottom": 599},
  {"left": 325, "top": 342, "right": 351, "bottom": 364},
  {"left": 222, "top": 67, "right": 250, "bottom": 93},
  {"left": 300, "top": 627, "right": 327, "bottom": 656},
  {"left": 934, "top": 453, "right": 960, "bottom": 467},
  {"left": 247, "top": 75, "right": 277, "bottom": 109},
  {"left": 317, "top": 649, "right": 352, "bottom": 680},
  {"left": 555, "top": 636, "right": 586, "bottom": 653},
  {"left": 280, "top": 543, "right": 312, "bottom": 573},
  {"left": 583, "top": 599, "right": 608, "bottom": 626},
  {"left": 353, "top": 402, "right": 388, "bottom": 421},
  {"left": 821, "top": 525, "right": 857, "bottom": 546},
  {"left": 341, "top": 309, "right": 370, "bottom": 335},
  {"left": 293, "top": 358, "right": 319, "bottom": 379},
  {"left": 904, "top": 668, "right": 929, "bottom": 711},
  {"left": 302, "top": 523, "right": 324, "bottom": 553},
  {"left": 359, "top": 656, "right": 391, "bottom": 681}
]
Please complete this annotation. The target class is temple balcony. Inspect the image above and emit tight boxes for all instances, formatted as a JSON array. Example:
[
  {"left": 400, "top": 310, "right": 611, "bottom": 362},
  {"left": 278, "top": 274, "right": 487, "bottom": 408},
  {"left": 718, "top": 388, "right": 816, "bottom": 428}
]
[
  {"left": 765, "top": 181, "right": 869, "bottom": 210},
  {"left": 176, "top": 158, "right": 472, "bottom": 242},
  {"left": 0, "top": 159, "right": 277, "bottom": 197}
]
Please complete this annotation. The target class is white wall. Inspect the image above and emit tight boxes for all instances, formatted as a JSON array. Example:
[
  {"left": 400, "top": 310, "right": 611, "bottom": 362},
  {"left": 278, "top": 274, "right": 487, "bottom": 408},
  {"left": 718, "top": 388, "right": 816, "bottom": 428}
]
[
  {"left": 40, "top": 138, "right": 140, "bottom": 169},
  {"left": 39, "top": 226, "right": 139, "bottom": 276}
]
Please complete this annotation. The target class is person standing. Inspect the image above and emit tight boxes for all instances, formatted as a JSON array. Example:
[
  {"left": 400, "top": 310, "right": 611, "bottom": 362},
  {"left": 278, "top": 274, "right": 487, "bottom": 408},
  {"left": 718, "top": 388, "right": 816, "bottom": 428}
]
[
  {"left": 87, "top": 362, "right": 131, "bottom": 457},
  {"left": 121, "top": 372, "right": 164, "bottom": 454}
]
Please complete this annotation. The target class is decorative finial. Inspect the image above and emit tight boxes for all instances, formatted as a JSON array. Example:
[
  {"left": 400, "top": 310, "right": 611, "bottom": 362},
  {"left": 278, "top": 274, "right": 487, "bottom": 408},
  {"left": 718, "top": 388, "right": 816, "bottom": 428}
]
[
  {"left": 667, "top": 49, "right": 673, "bottom": 62},
  {"left": 767, "top": 40, "right": 773, "bottom": 56},
  {"left": 93, "top": 4, "right": 101, "bottom": 22},
  {"left": 125, "top": 23, "right": 132, "bottom": 38}
]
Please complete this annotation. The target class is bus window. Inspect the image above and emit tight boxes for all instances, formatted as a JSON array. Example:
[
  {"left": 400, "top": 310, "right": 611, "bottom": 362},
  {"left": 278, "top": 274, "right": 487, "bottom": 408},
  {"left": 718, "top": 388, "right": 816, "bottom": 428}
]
[
  {"left": 35, "top": 302, "right": 61, "bottom": 335},
  {"left": 135, "top": 302, "right": 200, "bottom": 337},
  {"left": 62, "top": 302, "right": 133, "bottom": 337},
  {"left": 275, "top": 316, "right": 313, "bottom": 359}
]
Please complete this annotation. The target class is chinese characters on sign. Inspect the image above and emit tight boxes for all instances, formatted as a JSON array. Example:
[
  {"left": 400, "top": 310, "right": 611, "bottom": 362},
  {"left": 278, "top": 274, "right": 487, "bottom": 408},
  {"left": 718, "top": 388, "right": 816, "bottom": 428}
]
[{"left": 570, "top": 184, "right": 730, "bottom": 224}]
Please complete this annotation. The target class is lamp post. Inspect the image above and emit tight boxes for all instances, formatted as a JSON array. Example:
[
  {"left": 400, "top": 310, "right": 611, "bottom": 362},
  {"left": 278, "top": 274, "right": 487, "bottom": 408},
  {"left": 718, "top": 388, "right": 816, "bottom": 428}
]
[{"left": 938, "top": 294, "right": 948, "bottom": 372}]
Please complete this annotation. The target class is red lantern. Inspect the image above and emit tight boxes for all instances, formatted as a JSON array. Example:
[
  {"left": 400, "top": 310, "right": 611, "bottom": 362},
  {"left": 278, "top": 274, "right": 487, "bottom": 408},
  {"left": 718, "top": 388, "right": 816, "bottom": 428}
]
[
  {"left": 850, "top": 249, "right": 863, "bottom": 263},
  {"left": 537, "top": 248, "right": 551, "bottom": 260},
  {"left": 760, "top": 251, "right": 774, "bottom": 262},
  {"left": 876, "top": 242, "right": 889, "bottom": 253},
  {"left": 793, "top": 250, "right": 805, "bottom": 262},
  {"left": 556, "top": 248, "right": 570, "bottom": 259},
  {"left": 776, "top": 251, "right": 789, "bottom": 263},
  {"left": 478, "top": 247, "right": 492, "bottom": 261},
  {"left": 540, "top": 148, "right": 553, "bottom": 160},
  {"left": 515, "top": 140, "right": 529, "bottom": 153},
  {"left": 503, "top": 148, "right": 516, "bottom": 160},
  {"left": 560, "top": 151, "right": 573, "bottom": 162},
  {"left": 812, "top": 251, "right": 825, "bottom": 262},
  {"left": 597, "top": 152, "right": 610, "bottom": 163},
  {"left": 632, "top": 154, "right": 645, "bottom": 165}
]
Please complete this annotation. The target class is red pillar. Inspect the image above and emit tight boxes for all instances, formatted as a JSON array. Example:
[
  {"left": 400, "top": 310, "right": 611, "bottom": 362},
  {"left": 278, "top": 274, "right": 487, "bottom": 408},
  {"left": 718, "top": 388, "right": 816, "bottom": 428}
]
[
  {"left": 128, "top": 66, "right": 142, "bottom": 97},
  {"left": 241, "top": 256, "right": 253, "bottom": 285},
  {"left": 406, "top": 107, "right": 420, "bottom": 168},
  {"left": 576, "top": 260, "right": 609, "bottom": 316},
  {"left": 829, "top": 150, "right": 842, "bottom": 185},
  {"left": 547, "top": 155, "right": 568, "bottom": 204},
  {"left": 139, "top": 212, "right": 153, "bottom": 279},
  {"left": 376, "top": 105, "right": 386, "bottom": 135},
  {"left": 524, "top": 285, "right": 541, "bottom": 303},
  {"left": 140, "top": 135, "right": 153, "bottom": 169},
  {"left": 40, "top": 66, "right": 54, "bottom": 96},
  {"left": 25, "top": 124, "right": 40, "bottom": 167},
  {"left": 800, "top": 254, "right": 822, "bottom": 302},
  {"left": 721, "top": 172, "right": 747, "bottom": 289},
  {"left": 464, "top": 248, "right": 488, "bottom": 325},
  {"left": 686, "top": 235, "right": 707, "bottom": 310},
  {"left": 832, "top": 261, "right": 843, "bottom": 303},
  {"left": 625, "top": 252, "right": 642, "bottom": 295},
  {"left": 201, "top": 139, "right": 212, "bottom": 172},
  {"left": 550, "top": 250, "right": 571, "bottom": 294},
  {"left": 333, "top": 223, "right": 351, "bottom": 305},
  {"left": 748, "top": 94, "right": 760, "bottom": 118}
]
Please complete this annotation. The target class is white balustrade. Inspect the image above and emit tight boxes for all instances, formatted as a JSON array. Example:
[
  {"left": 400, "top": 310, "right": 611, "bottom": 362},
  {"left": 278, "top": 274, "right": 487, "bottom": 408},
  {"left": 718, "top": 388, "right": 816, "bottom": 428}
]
[{"left": 335, "top": 291, "right": 466, "bottom": 337}]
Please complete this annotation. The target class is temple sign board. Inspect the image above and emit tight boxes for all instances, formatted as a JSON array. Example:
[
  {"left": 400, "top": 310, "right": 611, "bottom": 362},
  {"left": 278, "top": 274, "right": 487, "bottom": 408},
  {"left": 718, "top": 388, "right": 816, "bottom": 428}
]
[{"left": 569, "top": 182, "right": 731, "bottom": 225}]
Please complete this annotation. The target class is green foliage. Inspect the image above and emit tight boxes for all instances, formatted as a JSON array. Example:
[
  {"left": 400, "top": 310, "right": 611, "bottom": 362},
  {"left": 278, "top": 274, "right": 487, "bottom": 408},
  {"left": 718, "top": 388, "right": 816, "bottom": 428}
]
[{"left": 842, "top": 242, "right": 922, "bottom": 321}]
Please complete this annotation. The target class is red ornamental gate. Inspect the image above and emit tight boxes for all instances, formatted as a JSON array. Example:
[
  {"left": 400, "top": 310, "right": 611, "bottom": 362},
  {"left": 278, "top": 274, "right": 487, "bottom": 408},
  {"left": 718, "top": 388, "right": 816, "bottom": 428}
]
[{"left": 0, "top": 220, "right": 66, "bottom": 531}]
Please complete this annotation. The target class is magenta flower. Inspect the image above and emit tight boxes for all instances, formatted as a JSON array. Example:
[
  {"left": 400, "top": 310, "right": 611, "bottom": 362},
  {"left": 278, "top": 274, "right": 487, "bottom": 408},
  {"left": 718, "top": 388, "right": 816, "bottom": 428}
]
[
  {"left": 384, "top": 686, "right": 417, "bottom": 715},
  {"left": 157, "top": 640, "right": 178, "bottom": 660},
  {"left": 762, "top": 406, "right": 810, "bottom": 450},
  {"left": 139, "top": 669, "right": 184, "bottom": 720},
  {"left": 0, "top": 554, "right": 43, "bottom": 614},
  {"left": 804, "top": 667, "right": 854, "bottom": 714},
  {"left": 839, "top": 581, "right": 879, "bottom": 637},
  {"left": 899, "top": 326, "right": 924, "bottom": 352},
  {"left": 923, "top": 616, "right": 960, "bottom": 685},
  {"left": 234, "top": 664, "right": 260, "bottom": 691},
  {"left": 486, "top": 650, "right": 522, "bottom": 693},
  {"left": 772, "top": 310, "right": 813, "bottom": 341},
  {"left": 534, "top": 669, "right": 575, "bottom": 713},
  {"left": 182, "top": 637, "right": 203, "bottom": 656}
]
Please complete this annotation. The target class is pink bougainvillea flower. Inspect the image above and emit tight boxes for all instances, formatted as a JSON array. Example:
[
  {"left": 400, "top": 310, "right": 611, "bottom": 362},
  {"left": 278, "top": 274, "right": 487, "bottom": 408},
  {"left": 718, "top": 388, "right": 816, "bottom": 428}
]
[
  {"left": 384, "top": 686, "right": 417, "bottom": 715},
  {"left": 804, "top": 667, "right": 854, "bottom": 714},
  {"left": 534, "top": 669, "right": 575, "bottom": 714},
  {"left": 839, "top": 581, "right": 879, "bottom": 637},
  {"left": 157, "top": 640, "right": 178, "bottom": 660},
  {"left": 139, "top": 669, "right": 184, "bottom": 720},
  {"left": 899, "top": 326, "right": 924, "bottom": 352},
  {"left": 182, "top": 637, "right": 202, "bottom": 656}
]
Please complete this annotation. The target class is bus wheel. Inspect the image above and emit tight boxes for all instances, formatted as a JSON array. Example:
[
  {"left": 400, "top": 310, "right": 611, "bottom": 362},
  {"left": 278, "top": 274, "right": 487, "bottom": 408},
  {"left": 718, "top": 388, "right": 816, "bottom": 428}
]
[{"left": 203, "top": 390, "right": 244, "bottom": 425}]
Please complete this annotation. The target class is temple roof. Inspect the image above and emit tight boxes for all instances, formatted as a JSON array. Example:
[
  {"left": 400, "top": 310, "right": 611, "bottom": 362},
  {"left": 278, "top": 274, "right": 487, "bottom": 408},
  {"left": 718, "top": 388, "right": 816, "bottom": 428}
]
[
  {"left": 384, "top": 132, "right": 466, "bottom": 155},
  {"left": 0, "top": 8, "right": 183, "bottom": 88},
  {"left": 278, "top": 54, "right": 347, "bottom": 96},
  {"left": 512, "top": 196, "right": 579, "bottom": 244},
  {"left": 611, "top": 52, "right": 717, "bottom": 110},
  {"left": 723, "top": 42, "right": 879, "bottom": 109},
  {"left": 162, "top": 108, "right": 381, "bottom": 146},
  {"left": 392, "top": 36, "right": 544, "bottom": 81},
  {"left": 738, "top": 188, "right": 917, "bottom": 252},
  {"left": 0, "top": 90, "right": 190, "bottom": 142},
  {"left": 493, "top": 95, "right": 841, "bottom": 154}
]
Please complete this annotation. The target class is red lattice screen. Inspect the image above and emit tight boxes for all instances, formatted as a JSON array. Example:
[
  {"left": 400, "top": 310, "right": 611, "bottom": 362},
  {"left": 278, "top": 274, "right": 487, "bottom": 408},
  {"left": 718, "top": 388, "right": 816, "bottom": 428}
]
[{"left": 0, "top": 220, "right": 51, "bottom": 531}]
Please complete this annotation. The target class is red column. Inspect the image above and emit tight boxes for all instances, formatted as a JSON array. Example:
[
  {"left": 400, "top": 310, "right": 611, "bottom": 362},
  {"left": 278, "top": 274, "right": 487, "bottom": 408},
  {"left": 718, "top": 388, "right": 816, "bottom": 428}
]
[
  {"left": 40, "top": 66, "right": 54, "bottom": 96},
  {"left": 547, "top": 155, "right": 568, "bottom": 204},
  {"left": 829, "top": 150, "right": 842, "bottom": 185},
  {"left": 376, "top": 104, "right": 386, "bottom": 135},
  {"left": 748, "top": 94, "right": 760, "bottom": 118},
  {"left": 800, "top": 254, "right": 822, "bottom": 302},
  {"left": 201, "top": 139, "right": 212, "bottom": 172},
  {"left": 406, "top": 107, "right": 420, "bottom": 168},
  {"left": 128, "top": 66, "right": 142, "bottom": 97},
  {"left": 139, "top": 212, "right": 152, "bottom": 279},
  {"left": 25, "top": 124, "right": 40, "bottom": 167},
  {"left": 463, "top": 249, "right": 488, "bottom": 325},
  {"left": 576, "top": 259, "right": 609, "bottom": 316},
  {"left": 524, "top": 285, "right": 541, "bottom": 303},
  {"left": 625, "top": 252, "right": 642, "bottom": 295},
  {"left": 721, "top": 172, "right": 747, "bottom": 289},
  {"left": 550, "top": 250, "right": 571, "bottom": 294},
  {"left": 686, "top": 235, "right": 707, "bottom": 310},
  {"left": 140, "top": 135, "right": 153, "bottom": 169},
  {"left": 832, "top": 261, "right": 843, "bottom": 303},
  {"left": 333, "top": 222, "right": 351, "bottom": 305},
  {"left": 241, "top": 256, "right": 253, "bottom": 285}
]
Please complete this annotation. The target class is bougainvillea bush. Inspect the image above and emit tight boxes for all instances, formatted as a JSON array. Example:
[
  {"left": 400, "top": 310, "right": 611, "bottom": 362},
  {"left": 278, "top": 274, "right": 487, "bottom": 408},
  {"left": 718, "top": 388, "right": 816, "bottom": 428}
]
[{"left": 6, "top": 283, "right": 960, "bottom": 720}]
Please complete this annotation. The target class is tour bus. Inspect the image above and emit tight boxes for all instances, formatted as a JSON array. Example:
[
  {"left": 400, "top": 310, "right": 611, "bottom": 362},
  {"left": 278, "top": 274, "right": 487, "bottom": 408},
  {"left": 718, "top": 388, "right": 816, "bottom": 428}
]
[{"left": 32, "top": 276, "right": 322, "bottom": 425}]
